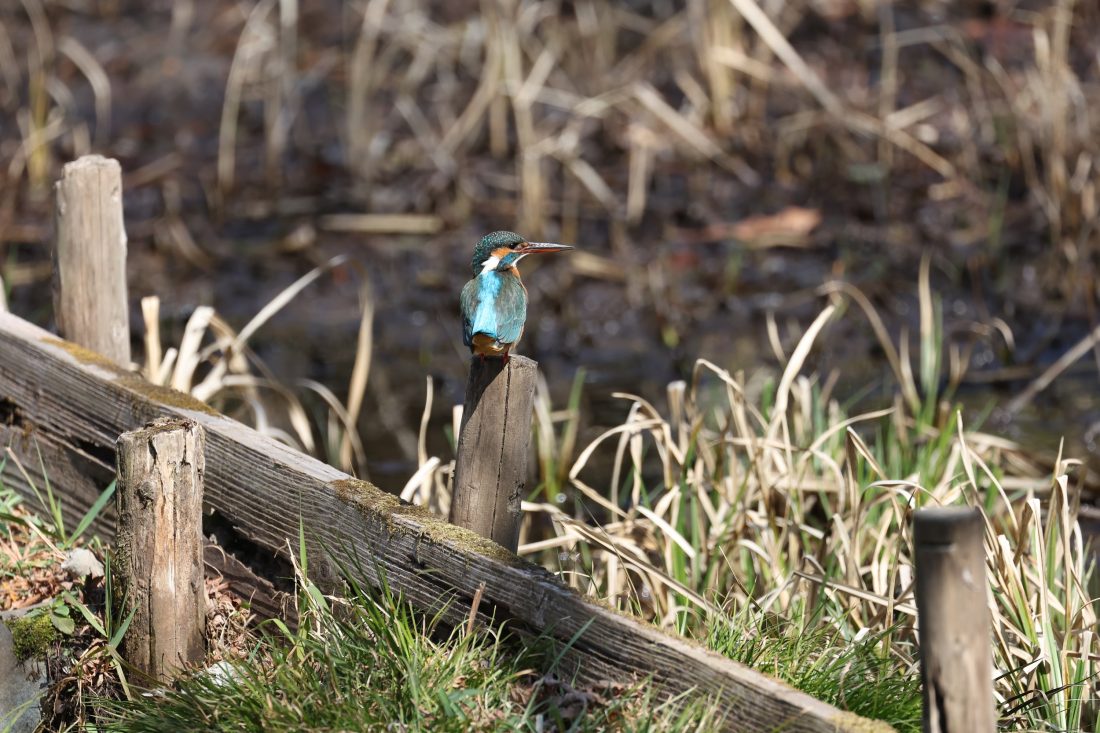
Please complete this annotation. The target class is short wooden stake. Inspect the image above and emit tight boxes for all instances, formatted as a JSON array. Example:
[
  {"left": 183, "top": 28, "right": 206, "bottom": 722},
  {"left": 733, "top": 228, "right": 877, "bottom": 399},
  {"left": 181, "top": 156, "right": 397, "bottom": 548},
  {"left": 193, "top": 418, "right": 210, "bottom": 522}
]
[
  {"left": 450, "top": 356, "right": 538, "bottom": 553},
  {"left": 53, "top": 154, "right": 131, "bottom": 366},
  {"left": 114, "top": 418, "right": 206, "bottom": 683},
  {"left": 914, "top": 507, "right": 996, "bottom": 733}
]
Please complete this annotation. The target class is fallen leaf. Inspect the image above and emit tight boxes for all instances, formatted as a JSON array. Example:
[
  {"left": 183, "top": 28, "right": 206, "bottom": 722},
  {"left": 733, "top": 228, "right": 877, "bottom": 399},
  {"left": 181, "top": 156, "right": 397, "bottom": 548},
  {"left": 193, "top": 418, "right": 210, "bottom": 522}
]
[
  {"left": 675, "top": 206, "right": 823, "bottom": 248},
  {"left": 730, "top": 206, "right": 822, "bottom": 245}
]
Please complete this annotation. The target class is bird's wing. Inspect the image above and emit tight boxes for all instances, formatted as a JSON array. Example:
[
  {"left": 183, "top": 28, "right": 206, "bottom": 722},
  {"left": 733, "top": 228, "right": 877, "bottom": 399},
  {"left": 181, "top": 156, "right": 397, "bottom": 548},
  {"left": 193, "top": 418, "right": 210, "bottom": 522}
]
[
  {"left": 460, "top": 278, "right": 479, "bottom": 348},
  {"left": 494, "top": 276, "right": 528, "bottom": 345}
]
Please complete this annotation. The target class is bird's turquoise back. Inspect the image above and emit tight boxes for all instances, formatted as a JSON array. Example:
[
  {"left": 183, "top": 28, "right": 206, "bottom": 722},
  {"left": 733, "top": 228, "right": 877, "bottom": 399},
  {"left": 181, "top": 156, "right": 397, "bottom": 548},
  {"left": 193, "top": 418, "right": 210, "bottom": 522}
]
[{"left": 461, "top": 271, "right": 528, "bottom": 347}]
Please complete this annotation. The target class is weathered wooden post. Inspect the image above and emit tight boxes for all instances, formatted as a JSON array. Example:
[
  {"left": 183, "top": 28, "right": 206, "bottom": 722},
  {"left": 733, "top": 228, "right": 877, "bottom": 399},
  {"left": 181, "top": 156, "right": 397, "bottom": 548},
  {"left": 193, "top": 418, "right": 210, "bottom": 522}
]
[
  {"left": 914, "top": 507, "right": 996, "bottom": 732},
  {"left": 53, "top": 154, "right": 130, "bottom": 366},
  {"left": 114, "top": 418, "right": 206, "bottom": 683},
  {"left": 450, "top": 356, "right": 538, "bottom": 553}
]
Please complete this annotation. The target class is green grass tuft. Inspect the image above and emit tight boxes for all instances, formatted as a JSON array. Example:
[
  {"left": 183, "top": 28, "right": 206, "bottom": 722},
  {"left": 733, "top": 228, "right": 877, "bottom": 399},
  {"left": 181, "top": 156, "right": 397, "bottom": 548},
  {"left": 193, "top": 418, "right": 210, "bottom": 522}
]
[
  {"left": 707, "top": 608, "right": 922, "bottom": 733},
  {"left": 98, "top": 569, "right": 722, "bottom": 733}
]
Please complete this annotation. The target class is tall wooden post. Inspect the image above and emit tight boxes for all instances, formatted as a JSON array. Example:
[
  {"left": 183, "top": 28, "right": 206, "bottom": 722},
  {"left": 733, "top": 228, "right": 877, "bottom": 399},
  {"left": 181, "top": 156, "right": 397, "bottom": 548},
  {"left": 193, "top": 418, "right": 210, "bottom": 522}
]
[
  {"left": 450, "top": 356, "right": 537, "bottom": 553},
  {"left": 914, "top": 507, "right": 996, "bottom": 733},
  {"left": 115, "top": 418, "right": 206, "bottom": 683},
  {"left": 53, "top": 155, "right": 131, "bottom": 366}
]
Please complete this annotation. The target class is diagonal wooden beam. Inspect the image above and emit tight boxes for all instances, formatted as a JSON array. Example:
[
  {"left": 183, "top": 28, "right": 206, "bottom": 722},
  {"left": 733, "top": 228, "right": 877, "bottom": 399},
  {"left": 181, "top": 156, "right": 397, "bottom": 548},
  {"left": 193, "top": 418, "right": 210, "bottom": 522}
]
[{"left": 0, "top": 310, "right": 891, "bottom": 732}]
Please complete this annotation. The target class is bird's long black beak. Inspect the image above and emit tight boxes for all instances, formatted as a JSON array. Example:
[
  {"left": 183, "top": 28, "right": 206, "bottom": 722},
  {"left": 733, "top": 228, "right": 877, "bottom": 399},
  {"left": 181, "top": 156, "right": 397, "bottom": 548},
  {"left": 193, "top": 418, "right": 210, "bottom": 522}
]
[{"left": 517, "top": 241, "right": 574, "bottom": 254}]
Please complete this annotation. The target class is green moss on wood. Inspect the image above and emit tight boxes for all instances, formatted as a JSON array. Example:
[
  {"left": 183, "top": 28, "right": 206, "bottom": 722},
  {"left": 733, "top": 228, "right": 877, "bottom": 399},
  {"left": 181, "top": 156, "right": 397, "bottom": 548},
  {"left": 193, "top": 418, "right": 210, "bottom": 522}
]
[
  {"left": 829, "top": 711, "right": 898, "bottom": 732},
  {"left": 330, "top": 478, "right": 524, "bottom": 567},
  {"left": 44, "top": 337, "right": 128, "bottom": 374},
  {"left": 6, "top": 613, "right": 57, "bottom": 663},
  {"left": 117, "top": 376, "right": 219, "bottom": 416},
  {"left": 44, "top": 337, "right": 218, "bottom": 416}
]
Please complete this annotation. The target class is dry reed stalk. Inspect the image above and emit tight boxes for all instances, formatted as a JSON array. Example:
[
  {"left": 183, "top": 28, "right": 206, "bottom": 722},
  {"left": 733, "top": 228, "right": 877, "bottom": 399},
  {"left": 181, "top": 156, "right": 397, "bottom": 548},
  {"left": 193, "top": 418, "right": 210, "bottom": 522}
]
[
  {"left": 347, "top": 0, "right": 391, "bottom": 172},
  {"left": 625, "top": 125, "right": 655, "bottom": 224},
  {"left": 19, "top": 0, "right": 53, "bottom": 193},
  {"left": 726, "top": 0, "right": 842, "bottom": 116},
  {"left": 264, "top": 0, "right": 299, "bottom": 184},
  {"left": 820, "top": 281, "right": 919, "bottom": 413},
  {"left": 396, "top": 95, "right": 455, "bottom": 175},
  {"left": 728, "top": 0, "right": 954, "bottom": 178},
  {"left": 190, "top": 255, "right": 347, "bottom": 401},
  {"left": 320, "top": 213, "right": 443, "bottom": 234},
  {"left": 338, "top": 283, "right": 374, "bottom": 473},
  {"left": 56, "top": 37, "right": 109, "bottom": 146},
  {"left": 170, "top": 305, "right": 215, "bottom": 392},
  {"left": 1006, "top": 321, "right": 1100, "bottom": 414},
  {"left": 440, "top": 3, "right": 502, "bottom": 156},
  {"left": 690, "top": 0, "right": 734, "bottom": 137},
  {"left": 495, "top": 2, "right": 544, "bottom": 235},
  {"left": 218, "top": 0, "right": 276, "bottom": 196},
  {"left": 633, "top": 82, "right": 757, "bottom": 185},
  {"left": 298, "top": 378, "right": 365, "bottom": 465},
  {"left": 136, "top": 252, "right": 370, "bottom": 475},
  {"left": 876, "top": 1, "right": 897, "bottom": 168},
  {"left": 0, "top": 19, "right": 19, "bottom": 106},
  {"left": 398, "top": 377, "right": 436, "bottom": 505},
  {"left": 141, "top": 296, "right": 161, "bottom": 383}
]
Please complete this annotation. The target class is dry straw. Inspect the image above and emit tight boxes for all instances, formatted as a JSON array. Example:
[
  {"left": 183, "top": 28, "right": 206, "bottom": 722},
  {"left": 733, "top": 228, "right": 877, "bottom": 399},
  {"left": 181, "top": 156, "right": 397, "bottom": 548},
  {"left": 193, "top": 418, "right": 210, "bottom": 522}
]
[{"left": 405, "top": 278, "right": 1098, "bottom": 729}]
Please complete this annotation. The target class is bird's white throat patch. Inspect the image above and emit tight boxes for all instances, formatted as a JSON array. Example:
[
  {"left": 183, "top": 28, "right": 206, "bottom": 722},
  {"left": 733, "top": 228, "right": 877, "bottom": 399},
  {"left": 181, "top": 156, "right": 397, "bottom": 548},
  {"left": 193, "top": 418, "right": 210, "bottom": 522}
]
[{"left": 481, "top": 252, "right": 528, "bottom": 274}]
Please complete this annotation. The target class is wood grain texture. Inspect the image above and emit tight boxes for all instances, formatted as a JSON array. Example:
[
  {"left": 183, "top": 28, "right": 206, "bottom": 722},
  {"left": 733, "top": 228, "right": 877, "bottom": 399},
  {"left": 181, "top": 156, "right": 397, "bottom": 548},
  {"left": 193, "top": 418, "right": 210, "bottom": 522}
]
[
  {"left": 914, "top": 507, "right": 995, "bottom": 733},
  {"left": 0, "top": 311, "right": 892, "bottom": 732},
  {"left": 115, "top": 418, "right": 206, "bottom": 683},
  {"left": 450, "top": 356, "right": 537, "bottom": 552},
  {"left": 53, "top": 155, "right": 131, "bottom": 366}
]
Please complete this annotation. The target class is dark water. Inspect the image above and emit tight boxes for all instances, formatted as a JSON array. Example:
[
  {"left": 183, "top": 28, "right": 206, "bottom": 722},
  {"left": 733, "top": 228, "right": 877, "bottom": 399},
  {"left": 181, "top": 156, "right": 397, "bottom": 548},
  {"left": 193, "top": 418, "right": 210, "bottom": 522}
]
[{"left": 105, "top": 224, "right": 1100, "bottom": 492}]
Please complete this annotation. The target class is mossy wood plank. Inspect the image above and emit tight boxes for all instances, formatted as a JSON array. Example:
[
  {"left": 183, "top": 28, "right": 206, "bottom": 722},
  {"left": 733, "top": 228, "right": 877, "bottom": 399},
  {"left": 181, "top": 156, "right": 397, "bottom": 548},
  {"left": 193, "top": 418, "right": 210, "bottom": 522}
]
[{"left": 0, "top": 311, "right": 891, "bottom": 733}]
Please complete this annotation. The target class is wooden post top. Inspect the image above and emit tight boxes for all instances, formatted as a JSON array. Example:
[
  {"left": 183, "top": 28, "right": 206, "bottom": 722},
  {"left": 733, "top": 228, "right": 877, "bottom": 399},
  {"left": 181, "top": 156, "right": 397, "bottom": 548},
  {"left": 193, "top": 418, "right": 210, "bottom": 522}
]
[
  {"left": 53, "top": 153, "right": 130, "bottom": 367},
  {"left": 914, "top": 506, "right": 984, "bottom": 545},
  {"left": 60, "top": 154, "right": 121, "bottom": 177}
]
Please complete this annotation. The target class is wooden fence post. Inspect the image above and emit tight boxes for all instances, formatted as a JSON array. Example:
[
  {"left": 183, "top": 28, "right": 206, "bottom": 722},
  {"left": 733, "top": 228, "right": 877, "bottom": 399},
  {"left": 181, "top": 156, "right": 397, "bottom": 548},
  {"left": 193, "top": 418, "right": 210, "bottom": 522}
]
[
  {"left": 450, "top": 356, "right": 538, "bottom": 553},
  {"left": 914, "top": 507, "right": 996, "bottom": 733},
  {"left": 53, "top": 154, "right": 131, "bottom": 366},
  {"left": 114, "top": 418, "right": 206, "bottom": 683}
]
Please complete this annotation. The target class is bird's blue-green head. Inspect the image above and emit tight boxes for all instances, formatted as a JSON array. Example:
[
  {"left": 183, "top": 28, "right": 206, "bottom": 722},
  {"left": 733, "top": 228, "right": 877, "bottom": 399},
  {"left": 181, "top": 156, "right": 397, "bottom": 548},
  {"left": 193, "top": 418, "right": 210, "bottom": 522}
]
[{"left": 471, "top": 231, "right": 573, "bottom": 276}]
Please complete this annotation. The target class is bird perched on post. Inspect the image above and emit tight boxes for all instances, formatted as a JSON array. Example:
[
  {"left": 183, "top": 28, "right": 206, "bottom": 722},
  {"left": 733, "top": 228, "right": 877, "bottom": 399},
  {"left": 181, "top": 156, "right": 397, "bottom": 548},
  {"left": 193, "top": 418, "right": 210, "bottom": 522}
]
[{"left": 461, "top": 231, "right": 573, "bottom": 360}]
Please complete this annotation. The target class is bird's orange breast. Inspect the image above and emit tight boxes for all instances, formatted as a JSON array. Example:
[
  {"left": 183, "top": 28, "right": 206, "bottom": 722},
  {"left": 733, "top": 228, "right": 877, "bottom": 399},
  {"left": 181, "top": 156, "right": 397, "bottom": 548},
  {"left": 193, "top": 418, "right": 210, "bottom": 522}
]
[{"left": 470, "top": 332, "right": 509, "bottom": 356}]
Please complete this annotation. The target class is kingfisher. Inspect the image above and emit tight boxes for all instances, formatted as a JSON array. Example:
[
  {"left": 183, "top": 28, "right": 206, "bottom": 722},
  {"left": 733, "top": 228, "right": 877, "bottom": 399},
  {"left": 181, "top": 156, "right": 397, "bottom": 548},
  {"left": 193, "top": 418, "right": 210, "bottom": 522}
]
[{"left": 460, "top": 231, "right": 573, "bottom": 360}]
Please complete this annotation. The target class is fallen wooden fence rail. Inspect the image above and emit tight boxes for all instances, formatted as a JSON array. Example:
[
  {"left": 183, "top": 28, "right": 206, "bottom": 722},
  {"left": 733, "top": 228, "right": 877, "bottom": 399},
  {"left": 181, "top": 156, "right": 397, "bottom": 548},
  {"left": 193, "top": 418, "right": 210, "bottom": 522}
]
[{"left": 0, "top": 310, "right": 889, "bottom": 732}]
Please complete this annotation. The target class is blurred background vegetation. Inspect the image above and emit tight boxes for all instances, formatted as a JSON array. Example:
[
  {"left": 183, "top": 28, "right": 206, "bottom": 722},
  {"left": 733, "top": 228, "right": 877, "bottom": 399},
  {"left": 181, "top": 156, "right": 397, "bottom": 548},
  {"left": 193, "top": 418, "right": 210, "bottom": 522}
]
[
  {"left": 0, "top": 0, "right": 1097, "bottom": 485},
  {"left": 5, "top": 2, "right": 1100, "bottom": 728}
]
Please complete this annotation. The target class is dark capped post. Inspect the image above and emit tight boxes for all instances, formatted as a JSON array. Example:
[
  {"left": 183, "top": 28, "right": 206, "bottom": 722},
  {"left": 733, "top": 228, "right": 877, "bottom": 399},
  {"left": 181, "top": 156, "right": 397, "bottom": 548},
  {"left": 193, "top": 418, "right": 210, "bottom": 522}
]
[{"left": 914, "top": 506, "right": 996, "bottom": 732}]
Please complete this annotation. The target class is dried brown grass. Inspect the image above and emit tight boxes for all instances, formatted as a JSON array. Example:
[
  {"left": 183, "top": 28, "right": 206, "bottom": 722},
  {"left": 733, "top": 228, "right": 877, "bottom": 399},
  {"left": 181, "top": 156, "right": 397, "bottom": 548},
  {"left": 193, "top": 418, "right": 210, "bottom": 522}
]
[
  {"left": 1, "top": 2, "right": 1097, "bottom": 302},
  {"left": 402, "top": 280, "right": 1099, "bottom": 728},
  {"left": 140, "top": 255, "right": 372, "bottom": 476}
]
